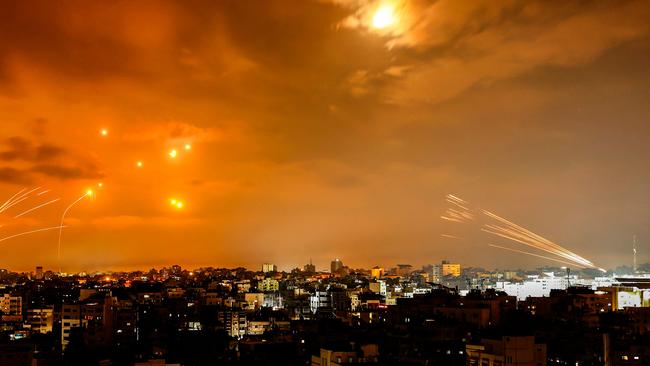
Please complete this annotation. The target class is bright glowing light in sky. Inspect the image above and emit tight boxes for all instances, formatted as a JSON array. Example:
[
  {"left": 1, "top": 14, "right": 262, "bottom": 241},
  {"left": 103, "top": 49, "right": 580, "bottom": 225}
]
[
  {"left": 97, "top": 182, "right": 103, "bottom": 188},
  {"left": 100, "top": 128, "right": 108, "bottom": 136},
  {"left": 185, "top": 144, "right": 192, "bottom": 150},
  {"left": 169, "top": 149, "right": 178, "bottom": 158},
  {"left": 136, "top": 161, "right": 143, "bottom": 168},
  {"left": 169, "top": 198, "right": 183, "bottom": 209},
  {"left": 372, "top": 4, "right": 396, "bottom": 29},
  {"left": 86, "top": 189, "right": 94, "bottom": 197}
]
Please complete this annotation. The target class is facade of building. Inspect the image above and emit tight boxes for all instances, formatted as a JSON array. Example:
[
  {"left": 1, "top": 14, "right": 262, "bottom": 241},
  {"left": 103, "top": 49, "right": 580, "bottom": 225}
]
[
  {"left": 442, "top": 261, "right": 461, "bottom": 277},
  {"left": 331, "top": 259, "right": 343, "bottom": 274},
  {"left": 27, "top": 308, "right": 53, "bottom": 334},
  {"left": 466, "top": 336, "right": 547, "bottom": 366},
  {"left": 262, "top": 263, "right": 277, "bottom": 273},
  {"left": 0, "top": 294, "right": 22, "bottom": 316},
  {"left": 259, "top": 278, "right": 280, "bottom": 292}
]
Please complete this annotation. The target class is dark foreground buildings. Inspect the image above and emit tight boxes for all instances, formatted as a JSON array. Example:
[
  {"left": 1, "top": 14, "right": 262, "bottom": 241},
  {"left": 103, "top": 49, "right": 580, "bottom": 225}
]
[{"left": 0, "top": 264, "right": 649, "bottom": 365}]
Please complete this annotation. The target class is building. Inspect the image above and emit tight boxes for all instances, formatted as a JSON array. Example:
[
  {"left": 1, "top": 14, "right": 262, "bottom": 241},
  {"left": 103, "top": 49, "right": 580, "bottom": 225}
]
[
  {"left": 304, "top": 259, "right": 316, "bottom": 273},
  {"left": 262, "top": 263, "right": 277, "bottom": 273},
  {"left": 331, "top": 259, "right": 343, "bottom": 274},
  {"left": 311, "top": 344, "right": 379, "bottom": 365},
  {"left": 218, "top": 310, "right": 247, "bottom": 338},
  {"left": 244, "top": 293, "right": 266, "bottom": 310},
  {"left": 466, "top": 336, "right": 546, "bottom": 366},
  {"left": 310, "top": 291, "right": 332, "bottom": 314},
  {"left": 258, "top": 278, "right": 280, "bottom": 292},
  {"left": 27, "top": 308, "right": 54, "bottom": 334},
  {"left": 442, "top": 261, "right": 461, "bottom": 277},
  {"left": 61, "top": 296, "right": 113, "bottom": 350},
  {"left": 371, "top": 266, "right": 384, "bottom": 279},
  {"left": 34, "top": 266, "right": 44, "bottom": 280},
  {"left": 430, "top": 264, "right": 442, "bottom": 282},
  {"left": 497, "top": 273, "right": 568, "bottom": 301},
  {"left": 0, "top": 294, "right": 22, "bottom": 316}
]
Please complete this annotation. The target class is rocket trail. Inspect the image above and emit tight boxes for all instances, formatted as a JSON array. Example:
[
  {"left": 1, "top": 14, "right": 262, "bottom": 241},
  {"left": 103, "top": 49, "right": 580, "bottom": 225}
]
[
  {"left": 441, "top": 234, "right": 463, "bottom": 240},
  {"left": 441, "top": 216, "right": 464, "bottom": 223},
  {"left": 482, "top": 224, "right": 592, "bottom": 267},
  {"left": 0, "top": 226, "right": 67, "bottom": 244},
  {"left": 1, "top": 187, "right": 42, "bottom": 213},
  {"left": 442, "top": 193, "right": 599, "bottom": 269},
  {"left": 489, "top": 244, "right": 587, "bottom": 268},
  {"left": 13, "top": 198, "right": 61, "bottom": 219},
  {"left": 0, "top": 188, "right": 27, "bottom": 212},
  {"left": 58, "top": 193, "right": 91, "bottom": 271}
]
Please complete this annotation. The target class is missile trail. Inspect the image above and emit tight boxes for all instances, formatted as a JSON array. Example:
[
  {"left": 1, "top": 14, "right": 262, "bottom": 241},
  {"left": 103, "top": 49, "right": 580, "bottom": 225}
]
[
  {"left": 0, "top": 226, "right": 67, "bottom": 244},
  {"left": 489, "top": 244, "right": 586, "bottom": 268},
  {"left": 441, "top": 234, "right": 463, "bottom": 240},
  {"left": 442, "top": 193, "right": 599, "bottom": 269},
  {"left": 14, "top": 198, "right": 61, "bottom": 219}
]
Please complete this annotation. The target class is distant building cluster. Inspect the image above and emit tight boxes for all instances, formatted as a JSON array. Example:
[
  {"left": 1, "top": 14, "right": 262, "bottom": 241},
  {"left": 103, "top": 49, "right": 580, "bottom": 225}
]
[{"left": 0, "top": 261, "right": 649, "bottom": 365}]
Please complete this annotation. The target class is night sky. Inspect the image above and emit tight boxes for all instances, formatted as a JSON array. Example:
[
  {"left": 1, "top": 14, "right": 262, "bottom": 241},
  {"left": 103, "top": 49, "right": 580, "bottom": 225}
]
[{"left": 0, "top": 0, "right": 649, "bottom": 272}]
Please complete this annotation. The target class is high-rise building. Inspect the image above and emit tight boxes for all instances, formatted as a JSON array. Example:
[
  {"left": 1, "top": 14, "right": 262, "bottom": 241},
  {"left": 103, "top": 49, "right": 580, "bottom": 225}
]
[
  {"left": 0, "top": 294, "right": 22, "bottom": 316},
  {"left": 442, "top": 260, "right": 461, "bottom": 277},
  {"left": 430, "top": 264, "right": 442, "bottom": 282},
  {"left": 34, "top": 266, "right": 44, "bottom": 280},
  {"left": 304, "top": 259, "right": 316, "bottom": 273},
  {"left": 331, "top": 259, "right": 343, "bottom": 274},
  {"left": 27, "top": 308, "right": 54, "bottom": 334},
  {"left": 262, "top": 263, "right": 277, "bottom": 273}
]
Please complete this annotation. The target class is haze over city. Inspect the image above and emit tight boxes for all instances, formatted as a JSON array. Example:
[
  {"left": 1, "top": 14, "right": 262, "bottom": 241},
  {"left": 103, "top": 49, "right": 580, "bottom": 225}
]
[{"left": 1, "top": 0, "right": 650, "bottom": 272}]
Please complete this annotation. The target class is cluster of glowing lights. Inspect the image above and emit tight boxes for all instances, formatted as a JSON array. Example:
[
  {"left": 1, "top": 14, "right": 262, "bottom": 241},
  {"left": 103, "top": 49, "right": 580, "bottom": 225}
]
[
  {"left": 169, "top": 198, "right": 184, "bottom": 209},
  {"left": 168, "top": 144, "right": 191, "bottom": 159}
]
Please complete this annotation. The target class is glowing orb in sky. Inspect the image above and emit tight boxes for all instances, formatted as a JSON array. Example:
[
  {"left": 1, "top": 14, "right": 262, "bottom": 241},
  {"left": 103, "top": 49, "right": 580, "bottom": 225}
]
[
  {"left": 100, "top": 128, "right": 108, "bottom": 136},
  {"left": 372, "top": 5, "right": 396, "bottom": 29},
  {"left": 169, "top": 198, "right": 184, "bottom": 209},
  {"left": 169, "top": 149, "right": 178, "bottom": 158},
  {"left": 136, "top": 161, "right": 143, "bottom": 168},
  {"left": 185, "top": 144, "right": 192, "bottom": 150}
]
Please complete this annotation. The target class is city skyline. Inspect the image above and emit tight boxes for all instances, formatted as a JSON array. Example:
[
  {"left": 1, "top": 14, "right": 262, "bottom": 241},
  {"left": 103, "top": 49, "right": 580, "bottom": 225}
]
[{"left": 1, "top": 1, "right": 650, "bottom": 271}]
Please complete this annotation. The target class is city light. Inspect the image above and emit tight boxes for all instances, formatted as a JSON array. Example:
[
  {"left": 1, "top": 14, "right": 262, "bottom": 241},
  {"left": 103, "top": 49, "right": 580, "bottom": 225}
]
[{"left": 169, "top": 149, "right": 178, "bottom": 158}]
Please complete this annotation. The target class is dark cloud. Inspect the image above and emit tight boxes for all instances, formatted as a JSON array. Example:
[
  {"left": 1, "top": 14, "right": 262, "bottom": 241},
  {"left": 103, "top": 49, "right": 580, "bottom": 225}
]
[
  {"left": 31, "top": 163, "right": 104, "bottom": 181},
  {"left": 0, "top": 137, "right": 65, "bottom": 162},
  {"left": 0, "top": 167, "right": 32, "bottom": 185}
]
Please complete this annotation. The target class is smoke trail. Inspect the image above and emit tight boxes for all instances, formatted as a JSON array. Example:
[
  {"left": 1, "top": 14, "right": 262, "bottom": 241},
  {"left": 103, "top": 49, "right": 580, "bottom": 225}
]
[{"left": 14, "top": 198, "right": 61, "bottom": 219}]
